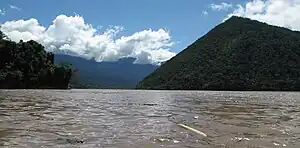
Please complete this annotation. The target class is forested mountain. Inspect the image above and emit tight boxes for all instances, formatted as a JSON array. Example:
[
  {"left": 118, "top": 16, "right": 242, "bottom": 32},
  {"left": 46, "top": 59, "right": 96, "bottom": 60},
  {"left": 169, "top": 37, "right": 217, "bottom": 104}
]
[
  {"left": 54, "top": 54, "right": 158, "bottom": 89},
  {"left": 0, "top": 30, "right": 73, "bottom": 89},
  {"left": 136, "top": 16, "right": 300, "bottom": 91}
]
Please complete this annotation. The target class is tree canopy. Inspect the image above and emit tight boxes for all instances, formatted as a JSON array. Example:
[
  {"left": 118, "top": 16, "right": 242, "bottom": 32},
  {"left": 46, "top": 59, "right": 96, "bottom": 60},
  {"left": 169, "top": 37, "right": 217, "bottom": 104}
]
[{"left": 0, "top": 30, "right": 73, "bottom": 89}]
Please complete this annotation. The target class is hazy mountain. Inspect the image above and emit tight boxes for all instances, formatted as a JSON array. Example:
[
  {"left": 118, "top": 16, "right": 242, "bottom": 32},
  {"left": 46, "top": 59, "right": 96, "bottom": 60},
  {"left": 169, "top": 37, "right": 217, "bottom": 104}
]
[
  {"left": 54, "top": 54, "right": 158, "bottom": 89},
  {"left": 136, "top": 16, "right": 300, "bottom": 91}
]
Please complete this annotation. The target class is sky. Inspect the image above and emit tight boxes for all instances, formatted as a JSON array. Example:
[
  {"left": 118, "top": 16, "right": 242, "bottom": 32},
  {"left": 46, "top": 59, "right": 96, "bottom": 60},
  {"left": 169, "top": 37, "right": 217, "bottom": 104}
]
[{"left": 1, "top": 0, "right": 300, "bottom": 64}]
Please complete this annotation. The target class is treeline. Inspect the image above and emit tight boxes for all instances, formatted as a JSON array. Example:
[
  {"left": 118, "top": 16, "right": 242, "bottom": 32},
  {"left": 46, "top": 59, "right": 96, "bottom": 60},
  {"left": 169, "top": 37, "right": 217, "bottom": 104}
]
[{"left": 0, "top": 30, "right": 73, "bottom": 89}]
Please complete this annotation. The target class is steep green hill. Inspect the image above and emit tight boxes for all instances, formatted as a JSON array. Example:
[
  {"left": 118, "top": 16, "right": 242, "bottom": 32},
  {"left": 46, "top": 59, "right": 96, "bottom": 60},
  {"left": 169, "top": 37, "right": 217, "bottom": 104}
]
[{"left": 136, "top": 16, "right": 300, "bottom": 91}]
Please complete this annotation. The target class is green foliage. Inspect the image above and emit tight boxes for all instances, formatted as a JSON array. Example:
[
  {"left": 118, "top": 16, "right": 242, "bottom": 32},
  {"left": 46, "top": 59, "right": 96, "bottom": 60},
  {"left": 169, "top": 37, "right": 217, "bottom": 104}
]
[
  {"left": 136, "top": 16, "right": 300, "bottom": 91},
  {"left": 0, "top": 30, "right": 73, "bottom": 89}
]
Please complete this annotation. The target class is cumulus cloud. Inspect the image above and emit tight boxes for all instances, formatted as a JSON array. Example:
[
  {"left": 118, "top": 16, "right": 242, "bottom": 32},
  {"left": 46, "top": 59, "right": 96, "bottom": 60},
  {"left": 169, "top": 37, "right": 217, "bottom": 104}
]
[
  {"left": 0, "top": 14, "right": 176, "bottom": 64},
  {"left": 202, "top": 11, "right": 208, "bottom": 15},
  {"left": 226, "top": 0, "right": 300, "bottom": 31},
  {"left": 0, "top": 9, "right": 5, "bottom": 16},
  {"left": 10, "top": 5, "right": 22, "bottom": 11},
  {"left": 210, "top": 2, "right": 232, "bottom": 11}
]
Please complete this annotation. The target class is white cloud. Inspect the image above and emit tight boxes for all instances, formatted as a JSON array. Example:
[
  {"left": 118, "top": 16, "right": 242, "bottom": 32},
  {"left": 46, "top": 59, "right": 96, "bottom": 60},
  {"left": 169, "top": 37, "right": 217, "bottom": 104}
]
[
  {"left": 203, "top": 11, "right": 208, "bottom": 15},
  {"left": 0, "top": 9, "right": 5, "bottom": 16},
  {"left": 10, "top": 5, "right": 22, "bottom": 11},
  {"left": 0, "top": 14, "right": 176, "bottom": 65},
  {"left": 210, "top": 2, "right": 232, "bottom": 11},
  {"left": 226, "top": 0, "right": 300, "bottom": 31}
]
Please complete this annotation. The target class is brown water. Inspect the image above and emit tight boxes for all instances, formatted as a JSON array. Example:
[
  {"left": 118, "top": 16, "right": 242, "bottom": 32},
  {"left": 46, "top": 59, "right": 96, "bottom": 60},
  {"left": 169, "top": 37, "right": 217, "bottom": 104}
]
[{"left": 0, "top": 90, "right": 300, "bottom": 148}]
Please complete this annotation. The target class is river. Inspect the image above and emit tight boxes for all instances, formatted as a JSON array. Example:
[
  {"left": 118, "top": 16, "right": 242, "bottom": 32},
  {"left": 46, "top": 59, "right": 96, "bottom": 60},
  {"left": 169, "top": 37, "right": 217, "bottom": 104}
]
[{"left": 0, "top": 89, "right": 299, "bottom": 148}]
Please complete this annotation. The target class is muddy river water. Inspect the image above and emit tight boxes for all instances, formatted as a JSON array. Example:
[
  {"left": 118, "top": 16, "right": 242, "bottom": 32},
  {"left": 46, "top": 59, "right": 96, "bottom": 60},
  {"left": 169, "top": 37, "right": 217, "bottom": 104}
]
[{"left": 0, "top": 89, "right": 300, "bottom": 148}]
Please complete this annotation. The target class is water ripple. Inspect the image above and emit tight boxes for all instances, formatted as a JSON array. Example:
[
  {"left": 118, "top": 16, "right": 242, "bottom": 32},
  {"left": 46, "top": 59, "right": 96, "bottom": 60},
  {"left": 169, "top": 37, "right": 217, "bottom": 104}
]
[{"left": 0, "top": 90, "right": 300, "bottom": 148}]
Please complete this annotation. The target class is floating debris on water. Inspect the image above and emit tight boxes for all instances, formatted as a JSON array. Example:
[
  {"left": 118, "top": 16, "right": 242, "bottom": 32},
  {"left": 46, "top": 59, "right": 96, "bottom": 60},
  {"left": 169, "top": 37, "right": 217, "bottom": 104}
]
[
  {"left": 158, "top": 138, "right": 169, "bottom": 142},
  {"left": 193, "top": 116, "right": 199, "bottom": 119},
  {"left": 154, "top": 137, "right": 180, "bottom": 144},
  {"left": 283, "top": 144, "right": 287, "bottom": 147},
  {"left": 178, "top": 123, "right": 207, "bottom": 137},
  {"left": 273, "top": 142, "right": 280, "bottom": 146},
  {"left": 231, "top": 137, "right": 250, "bottom": 141},
  {"left": 153, "top": 137, "right": 172, "bottom": 143},
  {"left": 272, "top": 142, "right": 287, "bottom": 147}
]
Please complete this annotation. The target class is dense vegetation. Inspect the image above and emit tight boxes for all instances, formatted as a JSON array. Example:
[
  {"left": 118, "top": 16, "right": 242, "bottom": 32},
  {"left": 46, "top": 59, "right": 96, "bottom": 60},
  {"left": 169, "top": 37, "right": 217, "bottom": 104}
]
[
  {"left": 55, "top": 54, "right": 158, "bottom": 89},
  {"left": 0, "top": 30, "right": 73, "bottom": 89},
  {"left": 136, "top": 16, "right": 300, "bottom": 91}
]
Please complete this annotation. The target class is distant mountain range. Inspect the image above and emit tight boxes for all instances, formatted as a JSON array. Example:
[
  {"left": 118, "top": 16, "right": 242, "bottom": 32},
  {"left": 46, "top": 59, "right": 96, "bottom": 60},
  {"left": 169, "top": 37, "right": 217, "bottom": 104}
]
[{"left": 54, "top": 54, "right": 158, "bottom": 89}]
